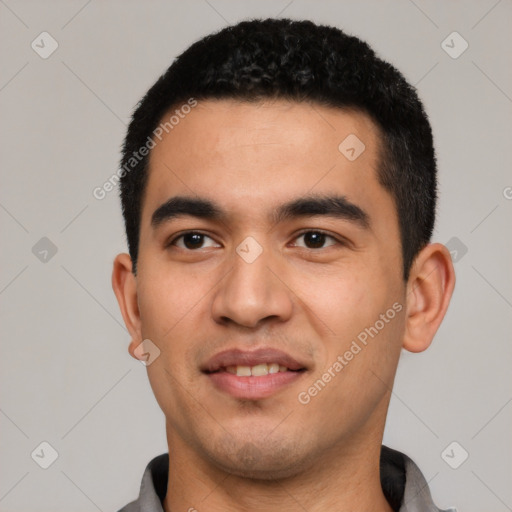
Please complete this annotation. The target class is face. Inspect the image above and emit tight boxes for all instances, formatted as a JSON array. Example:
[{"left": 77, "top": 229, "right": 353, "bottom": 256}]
[{"left": 131, "top": 99, "right": 407, "bottom": 478}]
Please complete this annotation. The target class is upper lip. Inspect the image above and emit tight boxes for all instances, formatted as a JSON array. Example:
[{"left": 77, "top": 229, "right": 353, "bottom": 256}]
[{"left": 202, "top": 348, "right": 306, "bottom": 373}]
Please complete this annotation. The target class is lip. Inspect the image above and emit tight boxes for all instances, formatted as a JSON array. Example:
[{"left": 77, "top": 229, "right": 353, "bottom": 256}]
[
  {"left": 206, "top": 371, "right": 305, "bottom": 399},
  {"left": 202, "top": 347, "right": 306, "bottom": 373},
  {"left": 202, "top": 347, "right": 308, "bottom": 400}
]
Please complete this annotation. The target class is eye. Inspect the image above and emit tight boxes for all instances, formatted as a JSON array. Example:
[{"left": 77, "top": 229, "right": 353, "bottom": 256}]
[
  {"left": 167, "top": 230, "right": 342, "bottom": 251},
  {"left": 167, "top": 231, "right": 220, "bottom": 250},
  {"left": 292, "top": 230, "right": 339, "bottom": 250}
]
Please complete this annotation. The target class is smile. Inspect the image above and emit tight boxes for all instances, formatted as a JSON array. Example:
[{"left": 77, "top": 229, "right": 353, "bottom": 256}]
[
  {"left": 205, "top": 369, "right": 305, "bottom": 400},
  {"left": 201, "top": 347, "right": 308, "bottom": 399},
  {"left": 225, "top": 363, "right": 293, "bottom": 376}
]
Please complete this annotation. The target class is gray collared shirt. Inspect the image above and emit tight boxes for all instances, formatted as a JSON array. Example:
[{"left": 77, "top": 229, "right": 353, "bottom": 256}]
[{"left": 117, "top": 446, "right": 456, "bottom": 512}]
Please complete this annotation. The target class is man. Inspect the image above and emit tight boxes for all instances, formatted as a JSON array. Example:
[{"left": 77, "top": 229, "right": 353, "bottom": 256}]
[{"left": 112, "top": 18, "right": 456, "bottom": 512}]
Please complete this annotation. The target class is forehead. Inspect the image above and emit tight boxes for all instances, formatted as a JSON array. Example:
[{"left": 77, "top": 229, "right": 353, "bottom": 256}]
[
  {"left": 149, "top": 99, "right": 381, "bottom": 166},
  {"left": 141, "top": 99, "right": 394, "bottom": 232}
]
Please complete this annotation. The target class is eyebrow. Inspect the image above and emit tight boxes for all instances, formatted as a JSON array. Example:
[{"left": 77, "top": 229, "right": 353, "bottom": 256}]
[{"left": 151, "top": 194, "right": 370, "bottom": 230}]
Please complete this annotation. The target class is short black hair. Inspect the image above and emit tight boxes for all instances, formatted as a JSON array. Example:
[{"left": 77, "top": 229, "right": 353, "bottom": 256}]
[{"left": 120, "top": 18, "right": 437, "bottom": 280}]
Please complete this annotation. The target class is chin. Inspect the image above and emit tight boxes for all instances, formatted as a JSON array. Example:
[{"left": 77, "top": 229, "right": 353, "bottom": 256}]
[{"left": 203, "top": 436, "right": 314, "bottom": 481}]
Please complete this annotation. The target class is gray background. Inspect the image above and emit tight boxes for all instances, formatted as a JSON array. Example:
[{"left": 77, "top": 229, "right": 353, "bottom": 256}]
[{"left": 1, "top": 1, "right": 511, "bottom": 511}]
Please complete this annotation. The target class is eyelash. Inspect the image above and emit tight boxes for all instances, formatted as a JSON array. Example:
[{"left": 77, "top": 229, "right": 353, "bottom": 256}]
[{"left": 166, "top": 230, "right": 343, "bottom": 251}]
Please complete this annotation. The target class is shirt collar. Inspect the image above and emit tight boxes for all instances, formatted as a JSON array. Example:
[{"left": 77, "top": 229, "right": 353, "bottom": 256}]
[{"left": 118, "top": 445, "right": 453, "bottom": 512}]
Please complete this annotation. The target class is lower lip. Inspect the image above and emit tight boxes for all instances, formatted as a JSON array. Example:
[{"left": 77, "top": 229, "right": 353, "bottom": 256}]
[{"left": 206, "top": 370, "right": 304, "bottom": 399}]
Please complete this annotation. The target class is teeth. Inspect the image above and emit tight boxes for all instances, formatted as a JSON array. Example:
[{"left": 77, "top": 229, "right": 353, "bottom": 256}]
[
  {"left": 227, "top": 363, "right": 290, "bottom": 376},
  {"left": 268, "top": 363, "right": 280, "bottom": 374},
  {"left": 251, "top": 363, "right": 268, "bottom": 376},
  {"left": 236, "top": 366, "right": 252, "bottom": 377}
]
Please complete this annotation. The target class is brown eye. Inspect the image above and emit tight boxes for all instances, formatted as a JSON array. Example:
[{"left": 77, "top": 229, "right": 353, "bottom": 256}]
[
  {"left": 294, "top": 231, "right": 338, "bottom": 249},
  {"left": 169, "top": 232, "right": 219, "bottom": 250}
]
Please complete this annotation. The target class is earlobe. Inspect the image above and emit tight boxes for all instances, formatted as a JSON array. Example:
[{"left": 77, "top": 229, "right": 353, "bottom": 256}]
[
  {"left": 111, "top": 253, "right": 142, "bottom": 358},
  {"left": 402, "top": 243, "right": 456, "bottom": 353}
]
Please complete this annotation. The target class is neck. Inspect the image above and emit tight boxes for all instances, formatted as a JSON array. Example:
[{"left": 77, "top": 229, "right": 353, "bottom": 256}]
[{"left": 163, "top": 413, "right": 393, "bottom": 512}]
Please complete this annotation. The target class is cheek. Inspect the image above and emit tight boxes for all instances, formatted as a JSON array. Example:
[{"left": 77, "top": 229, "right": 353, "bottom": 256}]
[
  {"left": 138, "top": 266, "right": 206, "bottom": 417},
  {"left": 298, "top": 266, "right": 383, "bottom": 342},
  {"left": 136, "top": 262, "right": 211, "bottom": 340},
  {"left": 298, "top": 265, "right": 404, "bottom": 381}
]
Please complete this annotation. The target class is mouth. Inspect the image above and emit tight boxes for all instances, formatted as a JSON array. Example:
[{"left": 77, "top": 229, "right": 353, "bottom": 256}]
[
  {"left": 219, "top": 363, "right": 303, "bottom": 376},
  {"left": 202, "top": 348, "right": 308, "bottom": 400}
]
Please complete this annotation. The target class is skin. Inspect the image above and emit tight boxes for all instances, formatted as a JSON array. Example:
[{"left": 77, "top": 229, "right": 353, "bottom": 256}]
[{"left": 112, "top": 99, "right": 455, "bottom": 511}]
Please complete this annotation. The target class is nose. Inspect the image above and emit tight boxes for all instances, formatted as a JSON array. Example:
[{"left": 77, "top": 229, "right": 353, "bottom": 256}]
[{"left": 211, "top": 243, "right": 294, "bottom": 329}]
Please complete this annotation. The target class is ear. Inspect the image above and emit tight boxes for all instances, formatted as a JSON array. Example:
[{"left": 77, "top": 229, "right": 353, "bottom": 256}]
[
  {"left": 403, "top": 243, "right": 456, "bottom": 353},
  {"left": 112, "top": 253, "right": 142, "bottom": 359}
]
